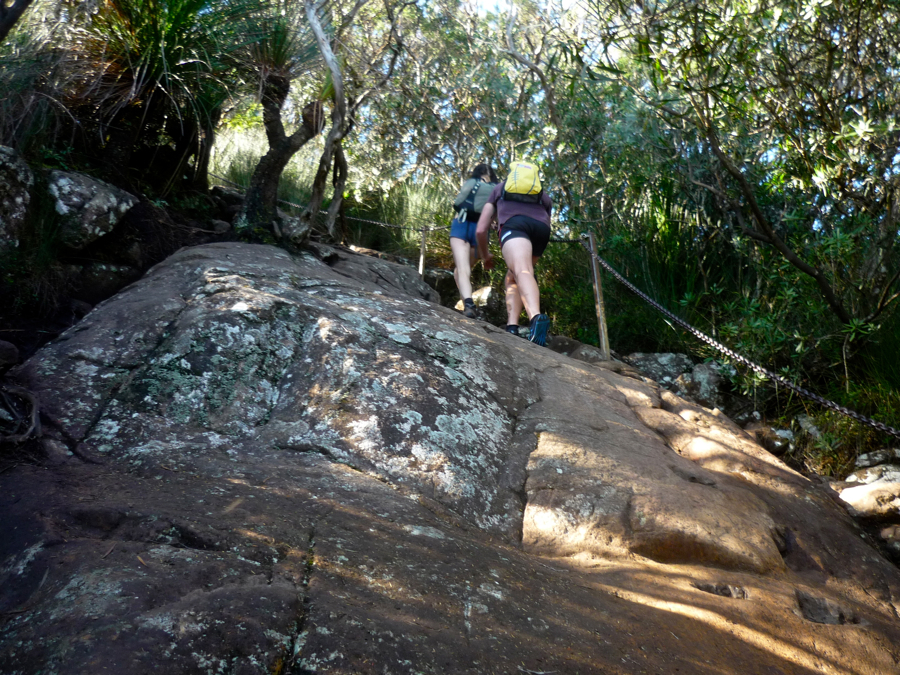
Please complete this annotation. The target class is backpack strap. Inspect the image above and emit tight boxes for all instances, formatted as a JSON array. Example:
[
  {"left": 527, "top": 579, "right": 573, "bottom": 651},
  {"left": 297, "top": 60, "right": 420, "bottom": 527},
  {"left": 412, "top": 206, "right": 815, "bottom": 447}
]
[{"left": 455, "top": 181, "right": 482, "bottom": 220}]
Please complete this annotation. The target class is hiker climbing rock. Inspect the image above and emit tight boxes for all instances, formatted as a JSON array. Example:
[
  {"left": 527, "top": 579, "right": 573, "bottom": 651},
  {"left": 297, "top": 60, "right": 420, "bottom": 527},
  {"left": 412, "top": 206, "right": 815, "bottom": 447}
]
[
  {"left": 450, "top": 163, "right": 499, "bottom": 318},
  {"left": 476, "top": 159, "right": 552, "bottom": 345}
]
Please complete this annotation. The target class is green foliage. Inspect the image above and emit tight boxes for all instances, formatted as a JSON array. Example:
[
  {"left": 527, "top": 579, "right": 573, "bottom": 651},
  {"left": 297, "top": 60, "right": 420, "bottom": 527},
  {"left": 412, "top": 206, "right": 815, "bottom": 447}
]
[
  {"left": 338, "top": 179, "right": 450, "bottom": 260},
  {"left": 221, "top": 102, "right": 264, "bottom": 131},
  {"left": 211, "top": 126, "right": 324, "bottom": 205},
  {"left": 235, "top": 0, "right": 323, "bottom": 97},
  {"left": 69, "top": 0, "right": 232, "bottom": 116},
  {"left": 789, "top": 373, "right": 900, "bottom": 478},
  {"left": 0, "top": 23, "right": 68, "bottom": 152},
  {"left": 535, "top": 240, "right": 598, "bottom": 345}
]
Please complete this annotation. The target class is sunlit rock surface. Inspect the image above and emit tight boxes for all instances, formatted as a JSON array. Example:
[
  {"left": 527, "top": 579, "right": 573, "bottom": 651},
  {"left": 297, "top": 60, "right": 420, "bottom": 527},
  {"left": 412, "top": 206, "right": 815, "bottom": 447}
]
[{"left": 2, "top": 242, "right": 900, "bottom": 674}]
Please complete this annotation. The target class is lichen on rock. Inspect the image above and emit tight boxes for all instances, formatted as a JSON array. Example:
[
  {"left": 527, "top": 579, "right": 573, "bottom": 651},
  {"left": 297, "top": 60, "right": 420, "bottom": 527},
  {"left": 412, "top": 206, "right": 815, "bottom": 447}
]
[
  {"left": 47, "top": 170, "right": 137, "bottom": 250},
  {"left": 5, "top": 242, "right": 900, "bottom": 675}
]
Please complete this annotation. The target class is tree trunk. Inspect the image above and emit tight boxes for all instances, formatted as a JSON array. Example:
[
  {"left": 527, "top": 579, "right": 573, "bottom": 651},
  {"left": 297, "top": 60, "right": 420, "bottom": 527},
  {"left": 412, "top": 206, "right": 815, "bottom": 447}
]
[
  {"left": 0, "top": 0, "right": 35, "bottom": 42},
  {"left": 190, "top": 108, "right": 222, "bottom": 192},
  {"left": 323, "top": 140, "right": 349, "bottom": 234},
  {"left": 243, "top": 135, "right": 309, "bottom": 228},
  {"left": 241, "top": 62, "right": 324, "bottom": 229},
  {"left": 296, "top": 0, "right": 348, "bottom": 235}
]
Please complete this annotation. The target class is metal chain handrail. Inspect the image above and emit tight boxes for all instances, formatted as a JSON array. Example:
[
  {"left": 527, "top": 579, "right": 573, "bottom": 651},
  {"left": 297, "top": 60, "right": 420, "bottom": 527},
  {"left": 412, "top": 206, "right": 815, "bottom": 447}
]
[
  {"left": 578, "top": 235, "right": 900, "bottom": 439},
  {"left": 340, "top": 213, "right": 450, "bottom": 233},
  {"left": 209, "top": 173, "right": 449, "bottom": 232}
]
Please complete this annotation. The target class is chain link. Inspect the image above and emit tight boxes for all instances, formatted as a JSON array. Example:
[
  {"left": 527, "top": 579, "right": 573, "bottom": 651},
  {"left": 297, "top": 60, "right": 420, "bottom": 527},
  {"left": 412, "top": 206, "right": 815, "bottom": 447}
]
[
  {"left": 340, "top": 213, "right": 450, "bottom": 232},
  {"left": 579, "top": 236, "right": 900, "bottom": 439}
]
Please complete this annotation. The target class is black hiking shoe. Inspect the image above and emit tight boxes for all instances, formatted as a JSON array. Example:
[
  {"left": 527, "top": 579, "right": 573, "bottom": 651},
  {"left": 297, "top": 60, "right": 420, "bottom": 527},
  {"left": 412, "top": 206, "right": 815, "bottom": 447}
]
[
  {"left": 506, "top": 324, "right": 523, "bottom": 337},
  {"left": 528, "top": 314, "right": 550, "bottom": 346},
  {"left": 463, "top": 298, "right": 477, "bottom": 318}
]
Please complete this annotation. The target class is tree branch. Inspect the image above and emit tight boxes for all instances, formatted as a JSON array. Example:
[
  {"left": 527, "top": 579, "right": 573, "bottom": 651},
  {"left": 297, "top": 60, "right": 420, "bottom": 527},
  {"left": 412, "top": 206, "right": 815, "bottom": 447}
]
[
  {"left": 0, "top": 0, "right": 35, "bottom": 42},
  {"left": 702, "top": 120, "right": 852, "bottom": 324},
  {"left": 503, "top": 3, "right": 563, "bottom": 144}
]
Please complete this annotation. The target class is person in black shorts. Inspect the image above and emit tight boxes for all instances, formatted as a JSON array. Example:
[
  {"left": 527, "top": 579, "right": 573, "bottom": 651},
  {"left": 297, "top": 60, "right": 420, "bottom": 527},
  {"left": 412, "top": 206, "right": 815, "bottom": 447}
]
[
  {"left": 449, "top": 164, "right": 498, "bottom": 318},
  {"left": 475, "top": 170, "right": 553, "bottom": 345}
]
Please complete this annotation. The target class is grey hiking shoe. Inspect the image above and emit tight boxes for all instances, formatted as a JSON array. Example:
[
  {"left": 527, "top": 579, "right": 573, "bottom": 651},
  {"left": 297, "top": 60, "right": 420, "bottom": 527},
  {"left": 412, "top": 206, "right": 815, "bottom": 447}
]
[
  {"left": 463, "top": 298, "right": 477, "bottom": 318},
  {"left": 528, "top": 314, "right": 550, "bottom": 346}
]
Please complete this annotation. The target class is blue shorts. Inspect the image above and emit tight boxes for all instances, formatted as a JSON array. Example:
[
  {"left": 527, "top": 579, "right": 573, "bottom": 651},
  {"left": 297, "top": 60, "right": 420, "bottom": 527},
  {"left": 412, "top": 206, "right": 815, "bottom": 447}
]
[{"left": 449, "top": 217, "right": 478, "bottom": 250}]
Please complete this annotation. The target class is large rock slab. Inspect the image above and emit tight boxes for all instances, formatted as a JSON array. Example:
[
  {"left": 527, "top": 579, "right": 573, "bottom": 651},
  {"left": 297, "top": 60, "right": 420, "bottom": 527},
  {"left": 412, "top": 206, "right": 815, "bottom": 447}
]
[{"left": 3, "top": 242, "right": 900, "bottom": 674}]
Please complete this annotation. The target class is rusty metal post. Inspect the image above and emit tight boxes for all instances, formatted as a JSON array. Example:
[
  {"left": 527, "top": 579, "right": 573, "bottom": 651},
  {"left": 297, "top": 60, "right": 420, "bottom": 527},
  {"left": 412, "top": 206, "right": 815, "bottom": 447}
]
[
  {"left": 418, "top": 227, "right": 427, "bottom": 278},
  {"left": 588, "top": 231, "right": 611, "bottom": 360}
]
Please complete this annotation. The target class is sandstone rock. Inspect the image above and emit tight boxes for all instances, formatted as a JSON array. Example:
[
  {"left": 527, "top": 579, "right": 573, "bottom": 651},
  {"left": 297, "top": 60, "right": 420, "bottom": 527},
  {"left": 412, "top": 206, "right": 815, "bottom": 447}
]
[
  {"left": 210, "top": 219, "right": 231, "bottom": 234},
  {"left": 0, "top": 145, "right": 33, "bottom": 254},
  {"left": 210, "top": 184, "right": 245, "bottom": 207},
  {"left": 833, "top": 464, "right": 900, "bottom": 518},
  {"left": 567, "top": 343, "right": 607, "bottom": 365},
  {"left": 454, "top": 286, "right": 503, "bottom": 322},
  {"left": 624, "top": 352, "right": 740, "bottom": 412},
  {"left": 347, "top": 244, "right": 413, "bottom": 266},
  {"left": 844, "top": 464, "right": 900, "bottom": 486},
  {"left": 624, "top": 351, "right": 694, "bottom": 386},
  {"left": 674, "top": 361, "right": 723, "bottom": 409},
  {"left": 856, "top": 448, "right": 900, "bottom": 469},
  {"left": 48, "top": 171, "right": 137, "bottom": 250},
  {"left": 309, "top": 241, "right": 440, "bottom": 303},
  {"left": 744, "top": 420, "right": 794, "bottom": 454},
  {"left": 3, "top": 242, "right": 900, "bottom": 674}
]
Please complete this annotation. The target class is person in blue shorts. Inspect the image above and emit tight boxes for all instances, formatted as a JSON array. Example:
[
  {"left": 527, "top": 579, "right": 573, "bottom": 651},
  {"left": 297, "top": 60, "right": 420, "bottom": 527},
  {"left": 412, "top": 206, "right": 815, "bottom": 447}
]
[
  {"left": 450, "top": 164, "right": 499, "bottom": 318},
  {"left": 475, "top": 163, "right": 553, "bottom": 345}
]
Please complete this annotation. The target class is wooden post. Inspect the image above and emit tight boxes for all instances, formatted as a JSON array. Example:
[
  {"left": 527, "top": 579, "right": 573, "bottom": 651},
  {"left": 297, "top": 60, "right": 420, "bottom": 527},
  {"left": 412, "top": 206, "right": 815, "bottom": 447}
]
[
  {"left": 588, "top": 231, "right": 611, "bottom": 360},
  {"left": 418, "top": 227, "right": 427, "bottom": 278}
]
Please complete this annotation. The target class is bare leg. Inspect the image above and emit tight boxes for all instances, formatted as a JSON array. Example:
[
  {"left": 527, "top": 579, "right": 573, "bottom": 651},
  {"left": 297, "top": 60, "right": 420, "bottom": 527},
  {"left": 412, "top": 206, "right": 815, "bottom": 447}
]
[
  {"left": 450, "top": 237, "right": 476, "bottom": 301},
  {"left": 501, "top": 237, "right": 540, "bottom": 319},
  {"left": 504, "top": 269, "right": 523, "bottom": 326}
]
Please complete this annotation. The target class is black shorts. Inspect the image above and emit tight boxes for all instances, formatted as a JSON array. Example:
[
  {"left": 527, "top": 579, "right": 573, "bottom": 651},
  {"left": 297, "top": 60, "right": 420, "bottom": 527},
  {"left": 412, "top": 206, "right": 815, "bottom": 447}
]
[{"left": 499, "top": 215, "right": 551, "bottom": 257}]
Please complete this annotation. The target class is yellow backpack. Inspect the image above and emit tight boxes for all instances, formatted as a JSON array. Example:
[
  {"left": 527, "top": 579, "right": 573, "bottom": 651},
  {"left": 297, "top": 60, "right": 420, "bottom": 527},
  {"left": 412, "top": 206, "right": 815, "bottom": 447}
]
[{"left": 503, "top": 160, "right": 543, "bottom": 203}]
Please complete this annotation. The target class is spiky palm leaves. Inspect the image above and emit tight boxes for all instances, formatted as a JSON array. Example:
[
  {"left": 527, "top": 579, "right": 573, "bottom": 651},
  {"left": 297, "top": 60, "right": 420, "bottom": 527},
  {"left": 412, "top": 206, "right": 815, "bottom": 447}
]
[{"left": 62, "top": 0, "right": 255, "bottom": 189}]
